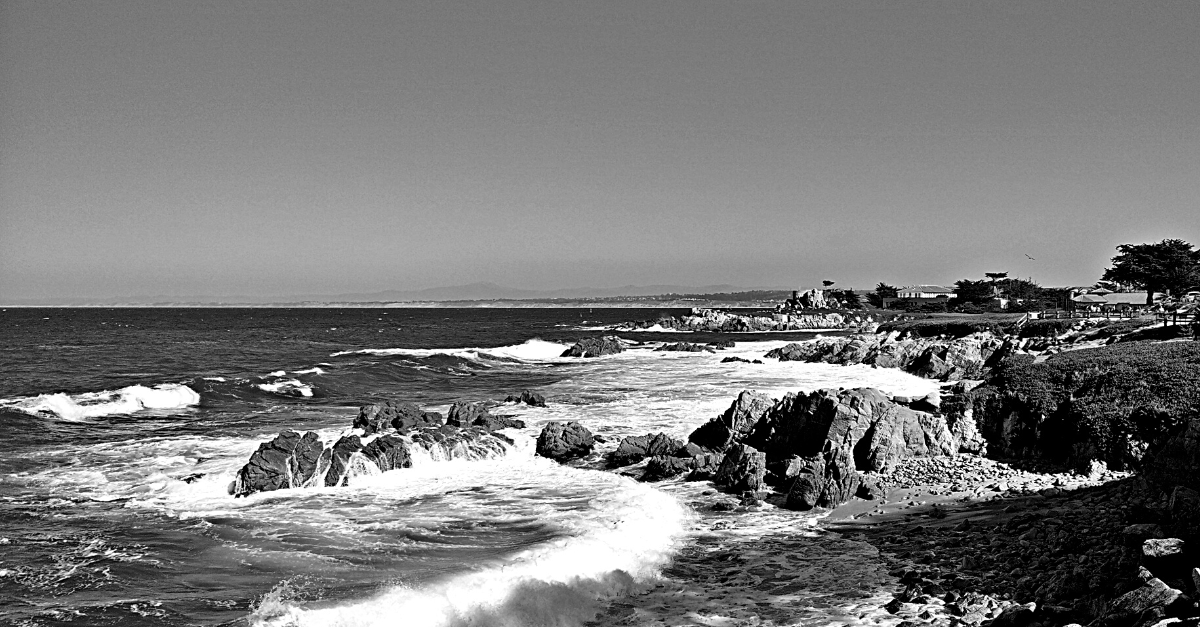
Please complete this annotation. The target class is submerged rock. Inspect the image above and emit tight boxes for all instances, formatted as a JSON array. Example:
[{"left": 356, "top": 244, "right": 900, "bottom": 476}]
[
  {"left": 655, "top": 342, "right": 714, "bottom": 353},
  {"left": 504, "top": 390, "right": 546, "bottom": 407},
  {"left": 233, "top": 430, "right": 329, "bottom": 497},
  {"left": 535, "top": 421, "right": 595, "bottom": 461}
]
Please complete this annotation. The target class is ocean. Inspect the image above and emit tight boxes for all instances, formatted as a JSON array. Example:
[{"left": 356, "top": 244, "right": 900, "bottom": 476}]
[{"left": 0, "top": 307, "right": 938, "bottom": 626}]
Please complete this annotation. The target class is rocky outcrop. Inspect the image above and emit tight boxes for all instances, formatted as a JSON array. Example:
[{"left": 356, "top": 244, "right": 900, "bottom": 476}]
[
  {"left": 505, "top": 390, "right": 546, "bottom": 407},
  {"left": 355, "top": 401, "right": 444, "bottom": 434},
  {"left": 620, "top": 308, "right": 863, "bottom": 333},
  {"left": 765, "top": 332, "right": 1012, "bottom": 382},
  {"left": 535, "top": 421, "right": 595, "bottom": 461},
  {"left": 641, "top": 455, "right": 696, "bottom": 481},
  {"left": 683, "top": 387, "right": 972, "bottom": 509},
  {"left": 561, "top": 336, "right": 626, "bottom": 358},
  {"left": 233, "top": 431, "right": 330, "bottom": 495},
  {"left": 688, "top": 391, "right": 775, "bottom": 452},
  {"left": 446, "top": 402, "right": 488, "bottom": 427},
  {"left": 607, "top": 433, "right": 685, "bottom": 468},
  {"left": 655, "top": 342, "right": 714, "bottom": 353},
  {"left": 233, "top": 401, "right": 514, "bottom": 496},
  {"left": 712, "top": 443, "right": 766, "bottom": 494}
]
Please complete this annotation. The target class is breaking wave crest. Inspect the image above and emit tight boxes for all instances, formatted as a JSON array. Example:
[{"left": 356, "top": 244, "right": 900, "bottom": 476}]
[
  {"left": 0, "top": 383, "right": 201, "bottom": 420},
  {"left": 249, "top": 463, "right": 692, "bottom": 627},
  {"left": 331, "top": 339, "right": 571, "bottom": 363}
]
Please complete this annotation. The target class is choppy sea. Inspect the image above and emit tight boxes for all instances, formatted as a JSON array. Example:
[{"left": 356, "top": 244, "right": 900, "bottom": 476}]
[{"left": 0, "top": 308, "right": 937, "bottom": 627}]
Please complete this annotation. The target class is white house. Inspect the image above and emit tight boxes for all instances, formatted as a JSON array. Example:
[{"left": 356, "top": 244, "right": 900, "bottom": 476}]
[{"left": 897, "top": 285, "right": 957, "bottom": 300}]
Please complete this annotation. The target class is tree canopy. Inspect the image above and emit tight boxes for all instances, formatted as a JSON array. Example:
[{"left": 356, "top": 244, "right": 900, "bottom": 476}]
[
  {"left": 1101, "top": 239, "right": 1200, "bottom": 304},
  {"left": 954, "top": 279, "right": 995, "bottom": 305}
]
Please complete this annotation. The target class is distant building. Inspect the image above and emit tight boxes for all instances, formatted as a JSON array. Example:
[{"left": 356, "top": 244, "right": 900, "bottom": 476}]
[
  {"left": 1068, "top": 290, "right": 1162, "bottom": 310},
  {"left": 896, "top": 285, "right": 957, "bottom": 300}
]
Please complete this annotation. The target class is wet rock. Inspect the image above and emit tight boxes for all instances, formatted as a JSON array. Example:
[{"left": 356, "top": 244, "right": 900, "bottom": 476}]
[
  {"left": 720, "top": 356, "right": 763, "bottom": 364},
  {"left": 361, "top": 434, "right": 412, "bottom": 472},
  {"left": 446, "top": 402, "right": 490, "bottom": 427},
  {"left": 641, "top": 455, "right": 694, "bottom": 481},
  {"left": 560, "top": 336, "right": 625, "bottom": 358},
  {"left": 504, "top": 390, "right": 546, "bottom": 407},
  {"left": 355, "top": 401, "right": 442, "bottom": 434},
  {"left": 1107, "top": 578, "right": 1182, "bottom": 621},
  {"left": 989, "top": 602, "right": 1036, "bottom": 627},
  {"left": 708, "top": 340, "right": 736, "bottom": 349},
  {"left": 607, "top": 433, "right": 684, "bottom": 468},
  {"left": 233, "top": 430, "right": 329, "bottom": 496},
  {"left": 535, "top": 421, "right": 595, "bottom": 461},
  {"left": 325, "top": 434, "right": 364, "bottom": 487},
  {"left": 713, "top": 443, "right": 766, "bottom": 494},
  {"left": 655, "top": 342, "right": 714, "bottom": 353},
  {"left": 472, "top": 413, "right": 525, "bottom": 432}
]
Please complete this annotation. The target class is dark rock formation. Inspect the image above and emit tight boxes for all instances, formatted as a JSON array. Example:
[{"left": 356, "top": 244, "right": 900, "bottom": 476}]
[
  {"left": 325, "top": 434, "right": 365, "bottom": 487},
  {"left": 535, "top": 421, "right": 595, "bottom": 461},
  {"left": 712, "top": 443, "right": 766, "bottom": 494},
  {"left": 233, "top": 431, "right": 329, "bottom": 496},
  {"left": 641, "top": 455, "right": 695, "bottom": 481},
  {"left": 505, "top": 390, "right": 546, "bottom": 407},
  {"left": 354, "top": 401, "right": 444, "bottom": 434},
  {"left": 708, "top": 340, "right": 736, "bottom": 349},
  {"left": 446, "top": 401, "right": 489, "bottom": 427},
  {"left": 688, "top": 391, "right": 774, "bottom": 452},
  {"left": 473, "top": 413, "right": 526, "bottom": 431},
  {"left": 607, "top": 433, "right": 684, "bottom": 468},
  {"left": 361, "top": 434, "right": 412, "bottom": 472},
  {"left": 765, "top": 333, "right": 1011, "bottom": 382},
  {"left": 721, "top": 356, "right": 763, "bottom": 364},
  {"left": 560, "top": 336, "right": 625, "bottom": 358},
  {"left": 655, "top": 342, "right": 714, "bottom": 353}
]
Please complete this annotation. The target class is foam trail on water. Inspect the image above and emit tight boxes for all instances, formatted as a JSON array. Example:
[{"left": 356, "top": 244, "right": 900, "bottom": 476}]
[
  {"left": 249, "top": 461, "right": 692, "bottom": 627},
  {"left": 331, "top": 339, "right": 572, "bottom": 362},
  {"left": 0, "top": 383, "right": 201, "bottom": 420},
  {"left": 257, "top": 379, "right": 314, "bottom": 397}
]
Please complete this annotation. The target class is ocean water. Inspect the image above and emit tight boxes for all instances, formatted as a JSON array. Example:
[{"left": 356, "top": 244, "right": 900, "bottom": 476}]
[{"left": 0, "top": 308, "right": 937, "bottom": 626}]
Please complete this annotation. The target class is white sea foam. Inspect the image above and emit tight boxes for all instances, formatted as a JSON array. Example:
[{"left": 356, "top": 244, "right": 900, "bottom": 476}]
[
  {"left": 257, "top": 379, "right": 314, "bottom": 397},
  {"left": 291, "top": 367, "right": 325, "bottom": 375},
  {"left": 331, "top": 339, "right": 572, "bottom": 363},
  {"left": 249, "top": 457, "right": 692, "bottom": 627},
  {"left": 0, "top": 383, "right": 201, "bottom": 420}
]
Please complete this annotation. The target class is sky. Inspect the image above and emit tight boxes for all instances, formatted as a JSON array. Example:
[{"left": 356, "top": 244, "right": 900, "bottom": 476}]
[{"left": 2, "top": 0, "right": 1198, "bottom": 302}]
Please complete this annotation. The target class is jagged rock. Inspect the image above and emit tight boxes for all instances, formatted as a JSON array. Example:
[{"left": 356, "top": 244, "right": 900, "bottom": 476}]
[
  {"left": 656, "top": 342, "right": 714, "bottom": 353},
  {"left": 720, "top": 356, "right": 763, "bottom": 364},
  {"left": 989, "top": 603, "right": 1037, "bottom": 627},
  {"left": 325, "top": 434, "right": 364, "bottom": 487},
  {"left": 473, "top": 413, "right": 526, "bottom": 431},
  {"left": 355, "top": 401, "right": 441, "bottom": 434},
  {"left": 361, "top": 434, "right": 412, "bottom": 471},
  {"left": 1142, "top": 538, "right": 1187, "bottom": 582},
  {"left": 504, "top": 390, "right": 546, "bottom": 407},
  {"left": 684, "top": 452, "right": 724, "bottom": 480},
  {"left": 688, "top": 390, "right": 774, "bottom": 452},
  {"left": 561, "top": 336, "right": 625, "bottom": 358},
  {"left": 708, "top": 340, "right": 736, "bottom": 349},
  {"left": 535, "top": 421, "right": 595, "bottom": 461},
  {"left": 607, "top": 433, "right": 684, "bottom": 468},
  {"left": 233, "top": 430, "right": 329, "bottom": 496},
  {"left": 1107, "top": 578, "right": 1182, "bottom": 620},
  {"left": 620, "top": 308, "right": 847, "bottom": 332},
  {"left": 713, "top": 443, "right": 766, "bottom": 494},
  {"left": 446, "top": 401, "right": 490, "bottom": 427},
  {"left": 641, "top": 455, "right": 694, "bottom": 481}
]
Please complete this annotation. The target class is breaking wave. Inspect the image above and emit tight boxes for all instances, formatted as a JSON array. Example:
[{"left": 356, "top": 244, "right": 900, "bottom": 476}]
[
  {"left": 331, "top": 339, "right": 572, "bottom": 363},
  {"left": 0, "top": 383, "right": 201, "bottom": 421}
]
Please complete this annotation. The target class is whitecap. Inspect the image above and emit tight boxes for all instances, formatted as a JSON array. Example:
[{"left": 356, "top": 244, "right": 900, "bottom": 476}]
[
  {"left": 331, "top": 339, "right": 572, "bottom": 363},
  {"left": 0, "top": 384, "right": 201, "bottom": 421}
]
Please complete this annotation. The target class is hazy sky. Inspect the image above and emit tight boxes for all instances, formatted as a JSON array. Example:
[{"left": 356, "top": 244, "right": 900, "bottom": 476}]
[{"left": 2, "top": 0, "right": 1198, "bottom": 301}]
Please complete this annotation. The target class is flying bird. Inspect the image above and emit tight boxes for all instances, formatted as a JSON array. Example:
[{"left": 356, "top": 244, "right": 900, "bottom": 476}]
[{"left": 1025, "top": 254, "right": 1036, "bottom": 260}]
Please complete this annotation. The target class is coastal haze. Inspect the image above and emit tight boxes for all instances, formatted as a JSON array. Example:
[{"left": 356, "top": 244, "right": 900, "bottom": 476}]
[{"left": 3, "top": 1, "right": 1199, "bottom": 305}]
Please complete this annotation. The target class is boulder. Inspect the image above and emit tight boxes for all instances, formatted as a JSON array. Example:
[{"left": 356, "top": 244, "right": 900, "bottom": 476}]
[
  {"left": 535, "top": 421, "right": 595, "bottom": 461},
  {"left": 476, "top": 414, "right": 526, "bottom": 431},
  {"left": 713, "top": 443, "right": 766, "bottom": 494},
  {"left": 1107, "top": 578, "right": 1182, "bottom": 621},
  {"left": 446, "top": 401, "right": 490, "bottom": 427},
  {"left": 505, "top": 390, "right": 546, "bottom": 407},
  {"left": 1142, "top": 538, "right": 1188, "bottom": 582},
  {"left": 641, "top": 455, "right": 695, "bottom": 481},
  {"left": 355, "top": 401, "right": 443, "bottom": 434},
  {"left": 607, "top": 433, "right": 685, "bottom": 468},
  {"left": 561, "top": 336, "right": 625, "bottom": 358},
  {"left": 688, "top": 390, "right": 774, "bottom": 452},
  {"left": 325, "top": 434, "right": 365, "bottom": 487},
  {"left": 233, "top": 430, "right": 329, "bottom": 496},
  {"left": 361, "top": 434, "right": 412, "bottom": 472}
]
